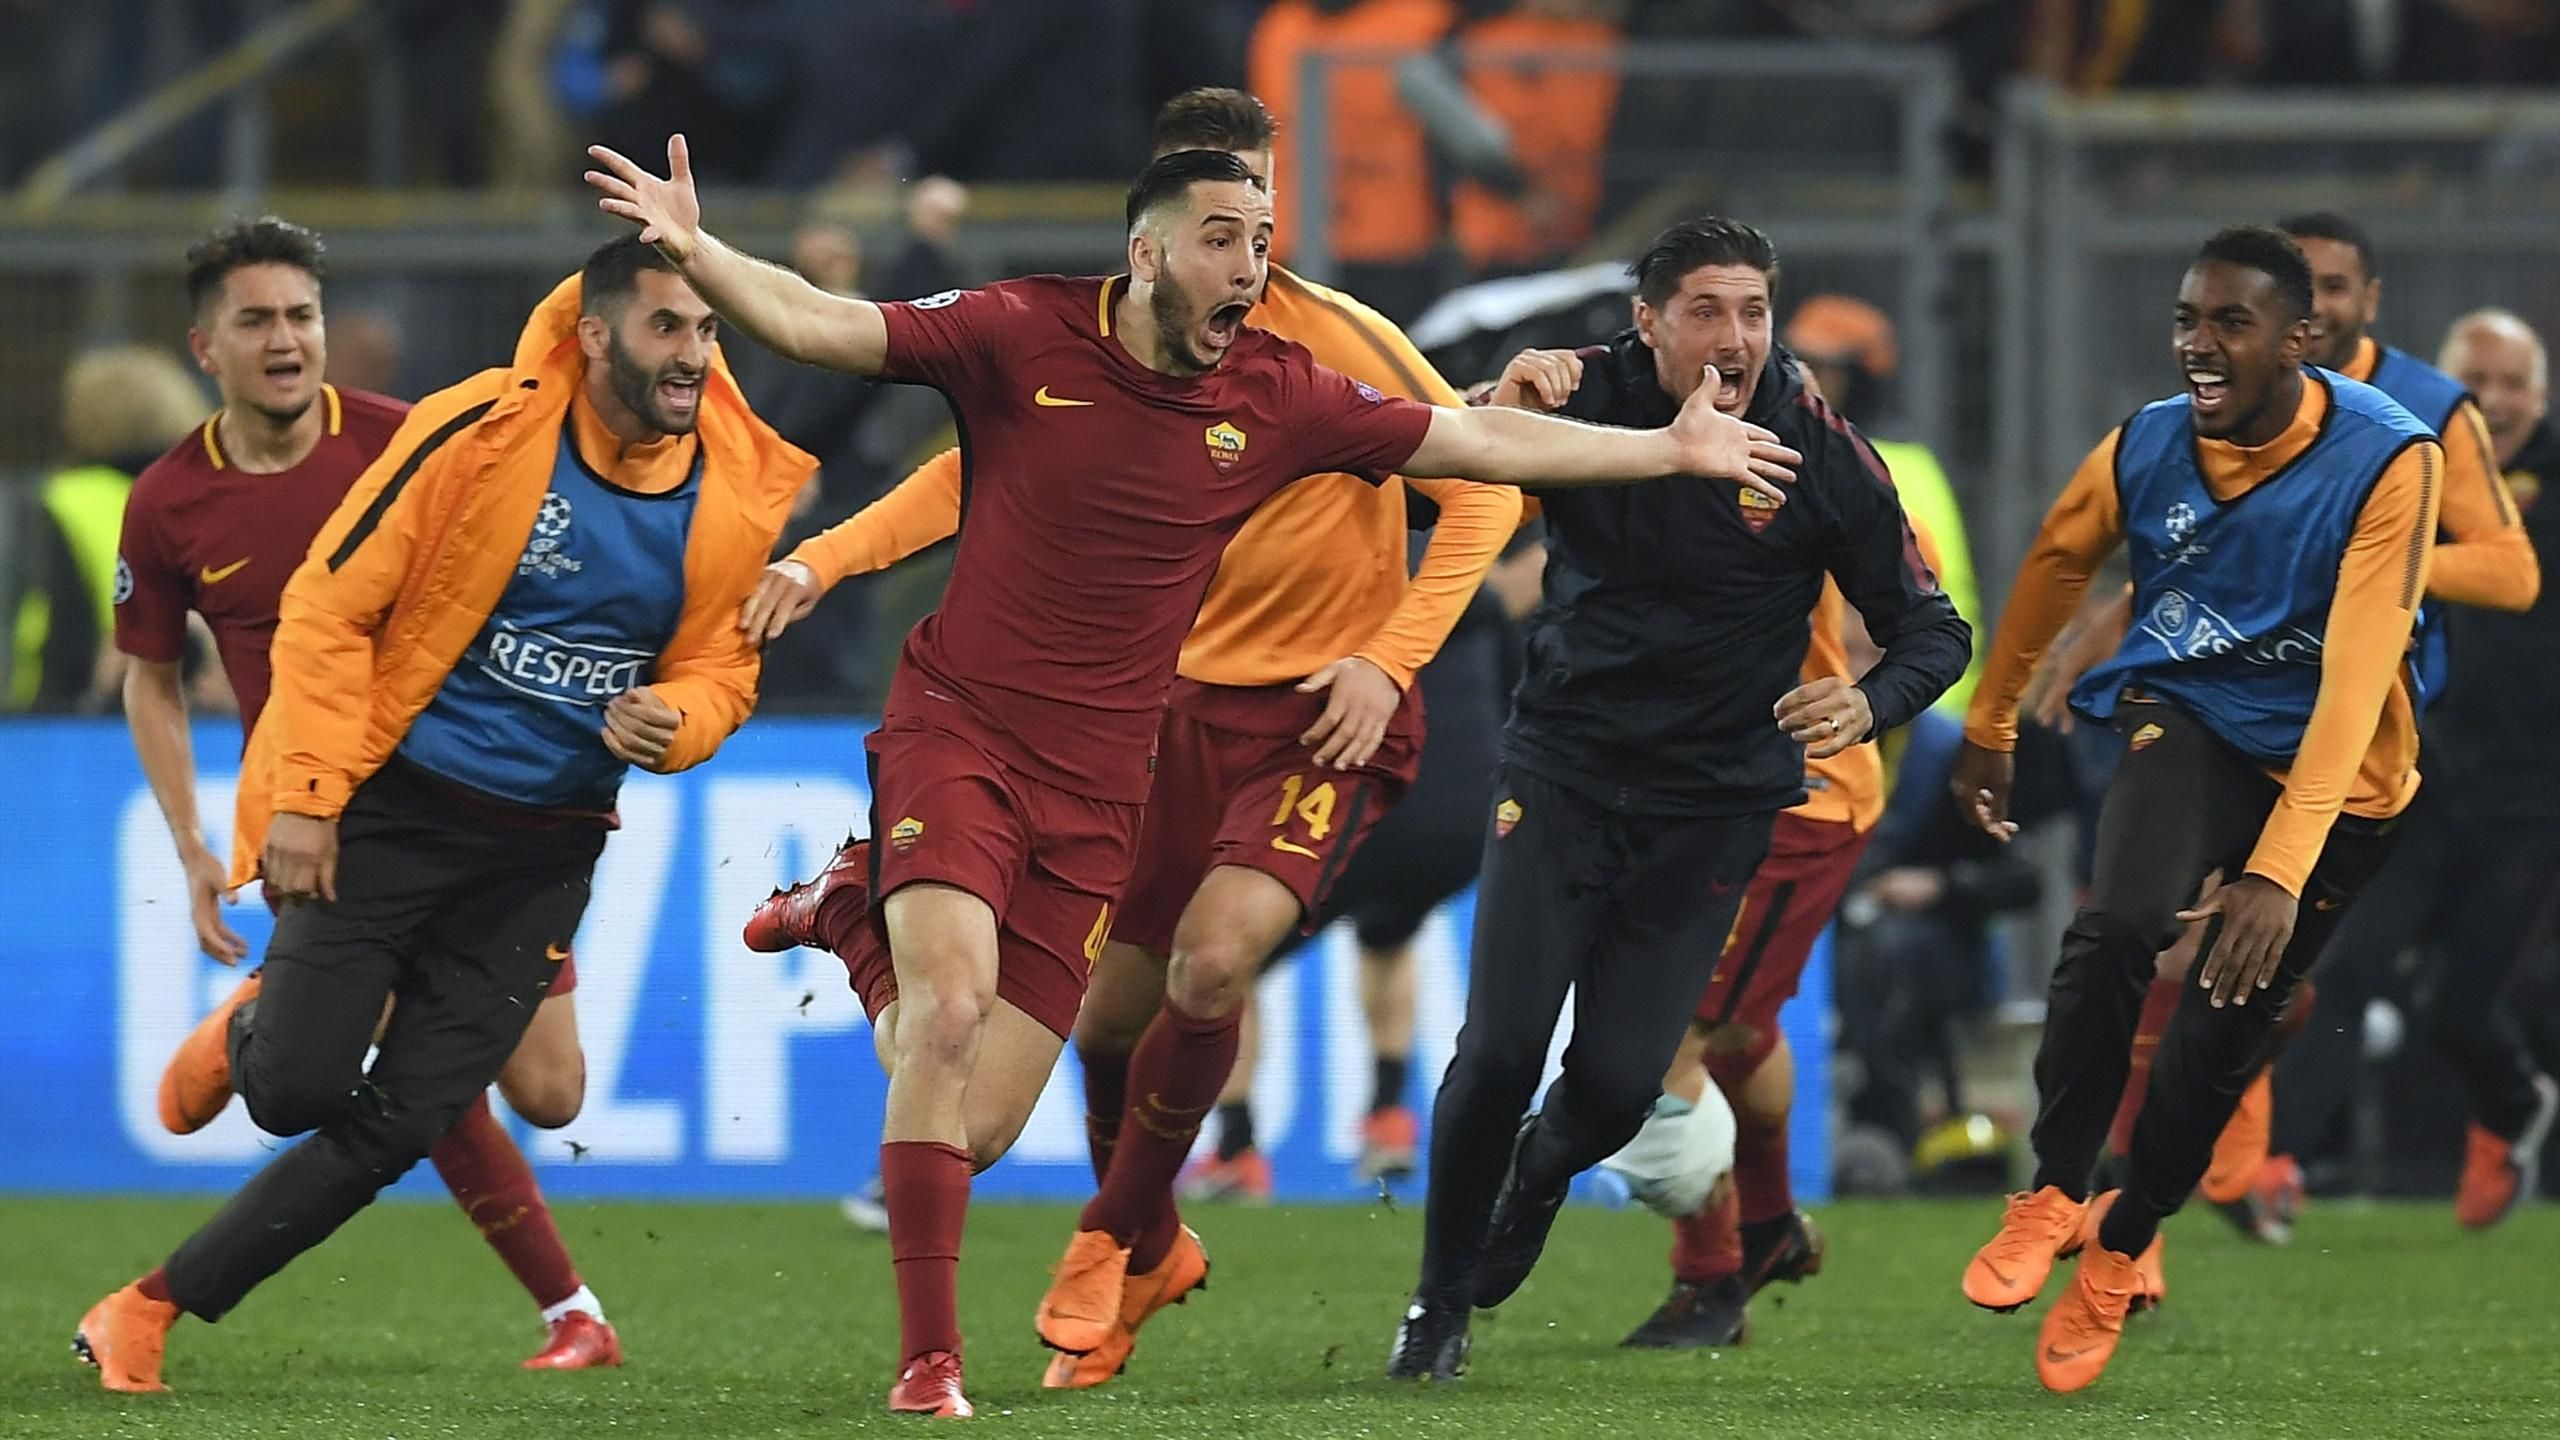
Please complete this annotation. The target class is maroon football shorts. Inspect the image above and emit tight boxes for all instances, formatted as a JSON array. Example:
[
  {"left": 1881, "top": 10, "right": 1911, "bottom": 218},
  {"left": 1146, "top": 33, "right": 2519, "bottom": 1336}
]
[
  {"left": 1112, "top": 678, "right": 1424, "bottom": 957},
  {"left": 1694, "top": 810, "right": 1872, "bottom": 1072},
  {"left": 844, "top": 716, "right": 1143, "bottom": 1038}
]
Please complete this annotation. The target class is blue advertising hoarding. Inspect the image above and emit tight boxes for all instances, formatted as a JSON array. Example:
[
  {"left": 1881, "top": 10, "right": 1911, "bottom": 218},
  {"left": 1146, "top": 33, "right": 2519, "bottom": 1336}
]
[{"left": 0, "top": 717, "right": 1828, "bottom": 1203}]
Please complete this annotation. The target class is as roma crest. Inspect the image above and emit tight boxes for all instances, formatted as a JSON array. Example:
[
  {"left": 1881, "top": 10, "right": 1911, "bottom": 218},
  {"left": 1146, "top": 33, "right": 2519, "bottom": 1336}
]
[
  {"left": 1737, "top": 486, "right": 1781, "bottom": 534},
  {"left": 1205, "top": 421, "right": 1248, "bottom": 472}
]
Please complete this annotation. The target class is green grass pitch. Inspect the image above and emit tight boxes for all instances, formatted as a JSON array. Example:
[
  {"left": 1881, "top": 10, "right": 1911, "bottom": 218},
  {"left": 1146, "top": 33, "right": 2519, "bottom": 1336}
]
[{"left": 4, "top": 1196, "right": 2549, "bottom": 1437}]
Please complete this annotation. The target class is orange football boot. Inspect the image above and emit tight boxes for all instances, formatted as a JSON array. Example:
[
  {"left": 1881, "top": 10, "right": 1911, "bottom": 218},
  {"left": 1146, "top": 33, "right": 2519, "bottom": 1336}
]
[
  {"left": 2200, "top": 1072, "right": 2272, "bottom": 1204},
  {"left": 73, "top": 1284, "right": 178, "bottom": 1394},
  {"left": 2079, "top": 1189, "right": 2165, "bottom": 1313},
  {"left": 1176, "top": 1149, "right": 1272, "bottom": 1204},
  {"left": 2036, "top": 1236, "right": 2143, "bottom": 1392},
  {"left": 1042, "top": 1225, "right": 1211, "bottom": 1390},
  {"left": 1356, "top": 1106, "right": 1420, "bottom": 1183},
  {"left": 2457, "top": 1074, "right": 2559, "bottom": 1230},
  {"left": 1962, "top": 1186, "right": 2086, "bottom": 1313},
  {"left": 157, "top": 971, "right": 260, "bottom": 1135},
  {"left": 1035, "top": 1229, "right": 1132, "bottom": 1356}
]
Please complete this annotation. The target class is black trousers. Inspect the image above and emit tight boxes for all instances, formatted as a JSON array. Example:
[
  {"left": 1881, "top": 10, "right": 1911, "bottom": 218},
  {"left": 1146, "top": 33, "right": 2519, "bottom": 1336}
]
[
  {"left": 1416, "top": 763, "right": 1773, "bottom": 1306},
  {"left": 2274, "top": 786, "right": 2560, "bottom": 1157},
  {"left": 163, "top": 761, "right": 604, "bottom": 1321},
  {"left": 2027, "top": 699, "right": 2398, "bottom": 1228}
]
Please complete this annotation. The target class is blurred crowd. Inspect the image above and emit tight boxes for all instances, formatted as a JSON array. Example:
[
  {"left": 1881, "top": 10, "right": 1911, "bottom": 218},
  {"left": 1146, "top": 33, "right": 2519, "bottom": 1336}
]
[{"left": 6, "top": 1, "right": 2554, "bottom": 201}]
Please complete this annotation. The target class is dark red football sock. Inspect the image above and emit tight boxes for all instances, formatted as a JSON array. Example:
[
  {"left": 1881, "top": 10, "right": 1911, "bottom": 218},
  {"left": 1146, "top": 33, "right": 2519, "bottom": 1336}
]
[
  {"left": 814, "top": 878, "right": 874, "bottom": 961},
  {"left": 881, "top": 1139, "right": 972, "bottom": 1362},
  {"left": 1732, "top": 1101, "right": 1793, "bottom": 1226},
  {"left": 135, "top": 1268, "right": 175, "bottom": 1304},
  {"left": 431, "top": 1092, "right": 582, "bottom": 1310},
  {"left": 1670, "top": 1185, "right": 1743, "bottom": 1284},
  {"left": 1080, "top": 996, "right": 1239, "bottom": 1269},
  {"left": 2109, "top": 977, "right": 2182, "bottom": 1155},
  {"left": 1081, "top": 1048, "right": 1131, "bottom": 1186}
]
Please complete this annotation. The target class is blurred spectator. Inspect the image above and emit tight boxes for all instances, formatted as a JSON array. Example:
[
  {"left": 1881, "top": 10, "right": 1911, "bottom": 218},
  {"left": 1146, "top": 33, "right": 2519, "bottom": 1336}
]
[
  {"left": 2400, "top": 0, "right": 2560, "bottom": 85},
  {"left": 594, "top": 0, "right": 799, "bottom": 184},
  {"left": 1784, "top": 294, "right": 1982, "bottom": 716},
  {"left": 388, "top": 0, "right": 508, "bottom": 185},
  {"left": 1448, "top": 0, "right": 1625, "bottom": 279},
  {"left": 324, "top": 308, "right": 406, "bottom": 399},
  {"left": 1252, "top": 0, "right": 1460, "bottom": 321},
  {"left": 1139, "top": 0, "right": 1264, "bottom": 115},
  {"left": 769, "top": 0, "right": 1145, "bottom": 186},
  {"left": 10, "top": 348, "right": 204, "bottom": 712},
  {"left": 1834, "top": 721, "right": 2072, "bottom": 1152},
  {"left": 489, "top": 0, "right": 582, "bottom": 187},
  {"left": 724, "top": 215, "right": 889, "bottom": 710},
  {"left": 876, "top": 177, "right": 972, "bottom": 303}
]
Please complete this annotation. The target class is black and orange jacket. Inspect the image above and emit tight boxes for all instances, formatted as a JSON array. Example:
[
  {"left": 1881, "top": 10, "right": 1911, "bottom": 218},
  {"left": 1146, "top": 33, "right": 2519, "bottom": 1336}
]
[{"left": 229, "top": 275, "right": 813, "bottom": 885}]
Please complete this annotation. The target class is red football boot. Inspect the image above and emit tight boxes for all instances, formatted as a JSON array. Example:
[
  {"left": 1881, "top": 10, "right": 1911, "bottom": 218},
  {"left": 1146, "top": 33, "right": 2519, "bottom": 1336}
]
[
  {"left": 523, "top": 1312, "right": 622, "bottom": 1370},
  {"left": 889, "top": 1349, "right": 973, "bottom": 1418},
  {"left": 743, "top": 837, "right": 870, "bottom": 954}
]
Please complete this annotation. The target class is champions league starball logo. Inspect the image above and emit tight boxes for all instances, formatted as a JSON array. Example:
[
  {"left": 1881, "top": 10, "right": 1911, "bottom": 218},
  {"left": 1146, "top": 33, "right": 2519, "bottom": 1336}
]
[
  {"left": 2160, "top": 501, "right": 2210, "bottom": 567},
  {"left": 520, "top": 492, "right": 584, "bottom": 579}
]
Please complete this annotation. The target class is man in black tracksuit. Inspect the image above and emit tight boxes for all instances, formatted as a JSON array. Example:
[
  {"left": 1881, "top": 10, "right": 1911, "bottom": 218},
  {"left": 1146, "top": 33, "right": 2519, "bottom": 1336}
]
[{"left": 1390, "top": 218, "right": 1972, "bottom": 1379}]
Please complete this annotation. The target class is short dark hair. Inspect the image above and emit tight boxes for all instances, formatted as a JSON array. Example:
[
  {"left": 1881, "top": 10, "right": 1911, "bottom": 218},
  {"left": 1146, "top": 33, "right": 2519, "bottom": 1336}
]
[
  {"left": 1154, "top": 87, "right": 1277, "bottom": 156},
  {"left": 1631, "top": 218, "right": 1780, "bottom": 309},
  {"left": 1126, "top": 148, "right": 1259, "bottom": 232},
  {"left": 581, "top": 235, "right": 683, "bottom": 316},
  {"left": 184, "top": 216, "right": 325, "bottom": 316},
  {"left": 2196, "top": 225, "right": 2315, "bottom": 323},
  {"left": 2278, "top": 209, "right": 2378, "bottom": 282}
]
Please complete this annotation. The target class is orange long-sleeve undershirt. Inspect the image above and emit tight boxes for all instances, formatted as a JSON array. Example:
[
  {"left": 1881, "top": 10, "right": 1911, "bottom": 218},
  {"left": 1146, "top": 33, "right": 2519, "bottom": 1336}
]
[
  {"left": 1966, "top": 378, "right": 2442, "bottom": 895},
  {"left": 2342, "top": 335, "right": 2538, "bottom": 611},
  {"left": 1795, "top": 504, "right": 1947, "bottom": 831},
  {"left": 787, "top": 266, "right": 1520, "bottom": 691}
]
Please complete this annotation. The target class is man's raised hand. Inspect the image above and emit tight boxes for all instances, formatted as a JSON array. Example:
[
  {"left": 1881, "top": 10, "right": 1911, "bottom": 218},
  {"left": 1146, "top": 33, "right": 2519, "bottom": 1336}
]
[{"left": 585, "top": 135, "right": 703, "bottom": 262}]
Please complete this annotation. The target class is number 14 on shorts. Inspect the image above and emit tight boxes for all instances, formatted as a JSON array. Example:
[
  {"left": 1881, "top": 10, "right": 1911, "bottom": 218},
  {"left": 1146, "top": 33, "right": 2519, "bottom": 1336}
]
[{"left": 1269, "top": 773, "right": 1339, "bottom": 859}]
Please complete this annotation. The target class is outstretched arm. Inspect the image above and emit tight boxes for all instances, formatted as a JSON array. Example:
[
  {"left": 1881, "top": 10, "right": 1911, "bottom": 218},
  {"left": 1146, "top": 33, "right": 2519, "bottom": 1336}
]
[
  {"left": 586, "top": 136, "right": 890, "bottom": 374},
  {"left": 1402, "top": 375, "right": 1800, "bottom": 497}
]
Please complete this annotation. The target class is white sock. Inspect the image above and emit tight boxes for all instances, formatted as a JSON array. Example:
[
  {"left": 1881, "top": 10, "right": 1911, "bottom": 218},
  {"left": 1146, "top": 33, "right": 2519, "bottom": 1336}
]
[{"left": 542, "top": 1286, "right": 603, "bottom": 1325}]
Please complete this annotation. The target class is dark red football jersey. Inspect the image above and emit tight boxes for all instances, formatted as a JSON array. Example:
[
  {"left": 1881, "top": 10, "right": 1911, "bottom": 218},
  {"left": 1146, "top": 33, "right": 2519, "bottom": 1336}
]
[
  {"left": 113, "top": 384, "right": 411, "bottom": 742},
  {"left": 874, "top": 275, "right": 1435, "bottom": 802}
]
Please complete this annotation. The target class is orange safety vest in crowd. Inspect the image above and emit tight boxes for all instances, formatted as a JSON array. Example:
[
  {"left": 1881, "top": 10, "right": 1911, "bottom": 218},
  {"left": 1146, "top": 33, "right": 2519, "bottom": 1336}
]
[
  {"left": 1450, "top": 12, "right": 1622, "bottom": 272},
  {"left": 1250, "top": 0, "right": 1455, "bottom": 266}
]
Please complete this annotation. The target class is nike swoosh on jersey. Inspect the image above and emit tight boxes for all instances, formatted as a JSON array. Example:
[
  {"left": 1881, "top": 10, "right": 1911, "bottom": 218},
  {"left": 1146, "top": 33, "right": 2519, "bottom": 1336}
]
[
  {"left": 199, "top": 557, "right": 252, "bottom": 585},
  {"left": 1034, "top": 386, "right": 1095, "bottom": 407}
]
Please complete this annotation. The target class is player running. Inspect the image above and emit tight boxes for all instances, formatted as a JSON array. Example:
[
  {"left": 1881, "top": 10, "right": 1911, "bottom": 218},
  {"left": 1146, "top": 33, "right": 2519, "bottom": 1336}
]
[
  {"left": 1952, "top": 227, "right": 2440, "bottom": 1393},
  {"left": 1622, "top": 502, "right": 1953, "bottom": 1350},
  {"left": 2050, "top": 209, "right": 2536, "bottom": 1243},
  {"left": 1389, "top": 218, "right": 1971, "bottom": 1381},
  {"left": 586, "top": 137, "right": 1797, "bottom": 1416},
  {"left": 110, "top": 218, "right": 619, "bottom": 1371},
  {"left": 737, "top": 89, "right": 1525, "bottom": 1391},
  {"left": 2264, "top": 309, "right": 2560, "bottom": 1228},
  {"left": 74, "top": 237, "right": 811, "bottom": 1394}
]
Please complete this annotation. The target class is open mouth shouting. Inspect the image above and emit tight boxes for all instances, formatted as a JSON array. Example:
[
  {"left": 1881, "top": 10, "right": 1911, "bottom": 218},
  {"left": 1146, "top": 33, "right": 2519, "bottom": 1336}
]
[
  {"left": 2184, "top": 360, "right": 2231, "bottom": 417},
  {"left": 1711, "top": 362, "right": 1751, "bottom": 413},
  {"left": 1200, "top": 300, "right": 1252, "bottom": 359},
  {"left": 657, "top": 370, "right": 703, "bottom": 420}
]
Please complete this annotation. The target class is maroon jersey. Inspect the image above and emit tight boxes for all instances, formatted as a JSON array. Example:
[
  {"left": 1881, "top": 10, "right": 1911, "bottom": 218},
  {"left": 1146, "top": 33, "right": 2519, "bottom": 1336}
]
[
  {"left": 875, "top": 275, "right": 1435, "bottom": 803},
  {"left": 113, "top": 385, "right": 411, "bottom": 741}
]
